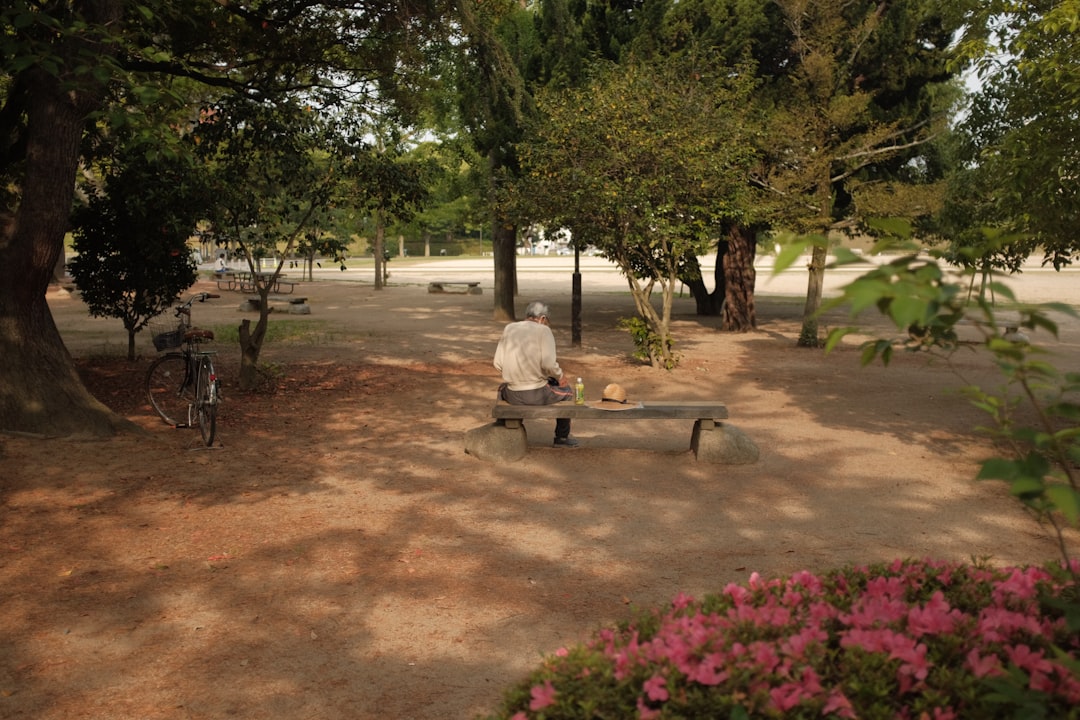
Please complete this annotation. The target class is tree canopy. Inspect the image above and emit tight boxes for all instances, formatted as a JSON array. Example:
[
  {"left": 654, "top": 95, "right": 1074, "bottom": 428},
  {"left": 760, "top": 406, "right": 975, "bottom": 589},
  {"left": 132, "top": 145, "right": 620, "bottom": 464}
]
[
  {"left": 69, "top": 144, "right": 204, "bottom": 361},
  {"left": 518, "top": 55, "right": 756, "bottom": 367},
  {"left": 0, "top": 0, "right": 451, "bottom": 436},
  {"left": 948, "top": 0, "right": 1080, "bottom": 270}
]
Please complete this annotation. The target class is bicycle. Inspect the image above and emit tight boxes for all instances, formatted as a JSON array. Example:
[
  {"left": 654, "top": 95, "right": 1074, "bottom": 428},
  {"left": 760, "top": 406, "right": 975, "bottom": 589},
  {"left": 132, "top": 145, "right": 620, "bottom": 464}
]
[{"left": 145, "top": 292, "right": 222, "bottom": 446}]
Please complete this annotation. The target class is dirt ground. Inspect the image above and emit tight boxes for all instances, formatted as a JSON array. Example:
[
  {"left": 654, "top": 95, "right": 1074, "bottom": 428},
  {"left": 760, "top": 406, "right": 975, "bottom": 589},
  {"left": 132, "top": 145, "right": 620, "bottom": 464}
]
[{"left": 2, "top": 261, "right": 1079, "bottom": 719}]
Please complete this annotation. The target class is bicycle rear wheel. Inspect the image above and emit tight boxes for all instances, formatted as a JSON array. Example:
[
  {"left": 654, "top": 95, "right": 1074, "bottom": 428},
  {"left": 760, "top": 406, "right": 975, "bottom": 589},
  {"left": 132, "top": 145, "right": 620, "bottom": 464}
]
[
  {"left": 195, "top": 355, "right": 218, "bottom": 446},
  {"left": 146, "top": 353, "right": 192, "bottom": 426}
]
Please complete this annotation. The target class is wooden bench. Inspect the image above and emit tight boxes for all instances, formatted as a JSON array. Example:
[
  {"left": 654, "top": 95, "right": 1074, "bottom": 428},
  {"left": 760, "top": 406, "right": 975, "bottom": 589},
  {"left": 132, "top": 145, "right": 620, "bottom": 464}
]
[
  {"left": 484, "top": 400, "right": 756, "bottom": 463},
  {"left": 428, "top": 280, "right": 482, "bottom": 295},
  {"left": 215, "top": 272, "right": 238, "bottom": 291},
  {"left": 493, "top": 400, "right": 728, "bottom": 427},
  {"left": 241, "top": 295, "right": 310, "bottom": 314}
]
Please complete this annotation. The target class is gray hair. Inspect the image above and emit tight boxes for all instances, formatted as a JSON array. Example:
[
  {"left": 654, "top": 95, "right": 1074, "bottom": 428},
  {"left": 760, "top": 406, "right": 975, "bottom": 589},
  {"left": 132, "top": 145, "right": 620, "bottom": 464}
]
[{"left": 524, "top": 301, "right": 549, "bottom": 319}]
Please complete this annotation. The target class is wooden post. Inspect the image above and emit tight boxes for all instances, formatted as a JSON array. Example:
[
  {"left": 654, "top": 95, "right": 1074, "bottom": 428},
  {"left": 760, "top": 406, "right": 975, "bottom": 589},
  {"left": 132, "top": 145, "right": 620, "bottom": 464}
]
[{"left": 572, "top": 246, "right": 581, "bottom": 347}]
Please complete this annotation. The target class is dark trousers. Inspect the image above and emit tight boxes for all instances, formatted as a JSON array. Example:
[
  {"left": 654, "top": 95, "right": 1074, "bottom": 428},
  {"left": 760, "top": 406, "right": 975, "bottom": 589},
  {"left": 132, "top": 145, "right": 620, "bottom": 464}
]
[{"left": 498, "top": 380, "right": 572, "bottom": 439}]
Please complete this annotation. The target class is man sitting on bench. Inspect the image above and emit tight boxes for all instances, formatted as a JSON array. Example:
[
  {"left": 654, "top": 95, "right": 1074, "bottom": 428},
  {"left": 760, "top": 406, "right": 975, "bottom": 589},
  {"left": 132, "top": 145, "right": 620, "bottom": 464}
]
[{"left": 493, "top": 300, "right": 579, "bottom": 448}]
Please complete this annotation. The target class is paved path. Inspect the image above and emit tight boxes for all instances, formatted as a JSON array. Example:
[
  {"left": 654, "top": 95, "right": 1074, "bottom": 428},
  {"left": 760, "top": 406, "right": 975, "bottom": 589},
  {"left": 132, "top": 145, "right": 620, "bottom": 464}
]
[{"left": 287, "top": 253, "right": 1080, "bottom": 305}]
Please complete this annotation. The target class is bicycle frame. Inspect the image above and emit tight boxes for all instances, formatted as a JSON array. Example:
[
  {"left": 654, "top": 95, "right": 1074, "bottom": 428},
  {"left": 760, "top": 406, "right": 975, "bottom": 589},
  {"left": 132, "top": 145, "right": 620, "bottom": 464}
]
[{"left": 146, "top": 292, "right": 221, "bottom": 445}]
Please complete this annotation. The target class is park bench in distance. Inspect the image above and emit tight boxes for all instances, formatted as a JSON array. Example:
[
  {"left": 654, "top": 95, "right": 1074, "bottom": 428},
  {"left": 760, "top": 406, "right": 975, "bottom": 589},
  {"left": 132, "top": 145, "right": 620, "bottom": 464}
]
[
  {"left": 240, "top": 295, "right": 311, "bottom": 314},
  {"left": 427, "top": 280, "right": 482, "bottom": 295}
]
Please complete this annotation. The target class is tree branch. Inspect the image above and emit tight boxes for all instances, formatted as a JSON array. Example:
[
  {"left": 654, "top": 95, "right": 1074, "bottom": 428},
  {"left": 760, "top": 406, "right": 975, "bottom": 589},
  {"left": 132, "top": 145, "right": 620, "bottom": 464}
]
[{"left": 831, "top": 131, "right": 940, "bottom": 184}]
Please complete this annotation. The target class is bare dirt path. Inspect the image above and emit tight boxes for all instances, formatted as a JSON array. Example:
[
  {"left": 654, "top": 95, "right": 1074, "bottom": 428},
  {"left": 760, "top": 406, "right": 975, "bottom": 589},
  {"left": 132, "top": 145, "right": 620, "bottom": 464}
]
[{"left": 2, "top": 265, "right": 1078, "bottom": 719}]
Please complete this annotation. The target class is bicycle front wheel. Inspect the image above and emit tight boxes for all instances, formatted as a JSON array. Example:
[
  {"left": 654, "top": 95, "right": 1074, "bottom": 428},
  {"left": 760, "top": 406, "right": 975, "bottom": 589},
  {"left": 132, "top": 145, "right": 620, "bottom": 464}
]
[
  {"left": 195, "top": 355, "right": 218, "bottom": 446},
  {"left": 146, "top": 353, "right": 192, "bottom": 426}
]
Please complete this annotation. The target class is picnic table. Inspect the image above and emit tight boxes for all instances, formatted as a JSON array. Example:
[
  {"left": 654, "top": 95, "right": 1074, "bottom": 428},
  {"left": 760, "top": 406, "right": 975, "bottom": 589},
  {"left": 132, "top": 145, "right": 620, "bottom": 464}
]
[
  {"left": 234, "top": 271, "right": 298, "bottom": 294},
  {"left": 214, "top": 271, "right": 238, "bottom": 291}
]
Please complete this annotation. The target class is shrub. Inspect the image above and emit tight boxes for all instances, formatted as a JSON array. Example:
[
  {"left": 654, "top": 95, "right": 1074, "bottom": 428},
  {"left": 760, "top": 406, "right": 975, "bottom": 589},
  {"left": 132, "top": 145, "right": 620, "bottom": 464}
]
[
  {"left": 484, "top": 558, "right": 1080, "bottom": 719},
  {"left": 617, "top": 316, "right": 679, "bottom": 370}
]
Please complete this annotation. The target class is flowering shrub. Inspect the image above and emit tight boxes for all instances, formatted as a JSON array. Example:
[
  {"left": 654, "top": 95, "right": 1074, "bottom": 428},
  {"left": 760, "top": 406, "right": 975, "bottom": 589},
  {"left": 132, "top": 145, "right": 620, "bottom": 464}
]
[{"left": 484, "top": 558, "right": 1080, "bottom": 719}]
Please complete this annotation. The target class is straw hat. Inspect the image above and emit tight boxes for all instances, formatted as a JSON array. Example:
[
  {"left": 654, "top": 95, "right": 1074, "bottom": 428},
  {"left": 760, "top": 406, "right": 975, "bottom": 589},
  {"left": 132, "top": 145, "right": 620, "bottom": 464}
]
[{"left": 587, "top": 383, "right": 640, "bottom": 410}]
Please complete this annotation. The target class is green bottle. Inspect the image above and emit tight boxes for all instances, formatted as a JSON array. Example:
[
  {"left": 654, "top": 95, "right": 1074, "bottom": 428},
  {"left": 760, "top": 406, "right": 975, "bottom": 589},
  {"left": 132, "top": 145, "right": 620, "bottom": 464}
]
[{"left": 574, "top": 377, "right": 585, "bottom": 405}]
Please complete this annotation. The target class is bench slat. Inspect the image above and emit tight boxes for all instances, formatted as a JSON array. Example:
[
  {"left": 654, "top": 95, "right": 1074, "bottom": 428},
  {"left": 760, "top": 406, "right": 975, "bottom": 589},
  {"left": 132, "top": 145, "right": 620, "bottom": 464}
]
[{"left": 492, "top": 401, "right": 727, "bottom": 421}]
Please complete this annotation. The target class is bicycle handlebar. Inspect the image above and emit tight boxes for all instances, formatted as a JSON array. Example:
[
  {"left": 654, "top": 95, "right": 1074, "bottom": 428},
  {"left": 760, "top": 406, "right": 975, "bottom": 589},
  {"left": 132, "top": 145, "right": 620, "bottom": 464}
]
[{"left": 174, "top": 292, "right": 219, "bottom": 317}]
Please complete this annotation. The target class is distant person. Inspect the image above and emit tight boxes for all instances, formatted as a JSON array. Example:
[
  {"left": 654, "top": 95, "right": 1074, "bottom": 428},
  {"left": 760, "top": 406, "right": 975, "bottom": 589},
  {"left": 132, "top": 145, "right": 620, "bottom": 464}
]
[
  {"left": 493, "top": 300, "right": 578, "bottom": 447},
  {"left": 214, "top": 253, "right": 231, "bottom": 273}
]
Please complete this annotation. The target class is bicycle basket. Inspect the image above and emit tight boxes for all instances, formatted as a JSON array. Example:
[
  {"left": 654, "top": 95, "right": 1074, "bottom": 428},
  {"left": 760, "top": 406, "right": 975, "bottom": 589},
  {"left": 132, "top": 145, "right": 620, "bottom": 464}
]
[{"left": 149, "top": 318, "right": 186, "bottom": 351}]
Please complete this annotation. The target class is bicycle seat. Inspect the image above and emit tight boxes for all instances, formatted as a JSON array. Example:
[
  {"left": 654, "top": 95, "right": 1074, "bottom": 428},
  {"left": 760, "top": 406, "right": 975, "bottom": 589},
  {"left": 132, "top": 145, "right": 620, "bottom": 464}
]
[{"left": 185, "top": 328, "right": 215, "bottom": 342}]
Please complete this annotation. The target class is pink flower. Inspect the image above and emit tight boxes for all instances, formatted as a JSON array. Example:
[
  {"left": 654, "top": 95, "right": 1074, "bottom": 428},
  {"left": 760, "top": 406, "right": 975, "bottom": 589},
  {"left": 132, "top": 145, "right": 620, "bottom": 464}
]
[
  {"left": 842, "top": 594, "right": 908, "bottom": 628},
  {"left": 977, "top": 607, "right": 1043, "bottom": 642},
  {"left": 643, "top": 673, "right": 668, "bottom": 701},
  {"left": 671, "top": 591, "right": 695, "bottom": 610},
  {"left": 769, "top": 682, "right": 808, "bottom": 712},
  {"left": 724, "top": 582, "right": 751, "bottom": 604},
  {"left": 790, "top": 569, "right": 824, "bottom": 594},
  {"left": 749, "top": 641, "right": 780, "bottom": 673},
  {"left": 686, "top": 652, "right": 729, "bottom": 686},
  {"left": 823, "top": 689, "right": 857, "bottom": 719},
  {"left": 992, "top": 567, "right": 1050, "bottom": 603},
  {"left": 1006, "top": 643, "right": 1059, "bottom": 695},
  {"left": 965, "top": 648, "right": 1004, "bottom": 678},
  {"left": 1056, "top": 670, "right": 1080, "bottom": 703},
  {"left": 894, "top": 640, "right": 930, "bottom": 693},
  {"left": 781, "top": 626, "right": 825, "bottom": 659},
  {"left": 510, "top": 713, "right": 528, "bottom": 720},
  {"left": 840, "top": 628, "right": 889, "bottom": 654},
  {"left": 637, "top": 696, "right": 661, "bottom": 719},
  {"left": 528, "top": 679, "right": 557, "bottom": 711},
  {"left": 906, "top": 591, "right": 962, "bottom": 637}
]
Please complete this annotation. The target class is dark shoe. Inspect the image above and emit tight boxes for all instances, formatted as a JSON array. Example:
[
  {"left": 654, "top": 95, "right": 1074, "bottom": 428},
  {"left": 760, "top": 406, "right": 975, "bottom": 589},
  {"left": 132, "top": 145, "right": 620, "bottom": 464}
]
[{"left": 553, "top": 436, "right": 580, "bottom": 448}]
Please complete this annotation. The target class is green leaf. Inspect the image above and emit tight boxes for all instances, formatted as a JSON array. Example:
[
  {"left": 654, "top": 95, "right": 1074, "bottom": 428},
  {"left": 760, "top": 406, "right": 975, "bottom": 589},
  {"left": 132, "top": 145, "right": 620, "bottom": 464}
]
[
  {"left": 773, "top": 240, "right": 811, "bottom": 274},
  {"left": 859, "top": 340, "right": 892, "bottom": 367},
  {"left": 823, "top": 327, "right": 853, "bottom": 354},
  {"left": 984, "top": 281, "right": 1017, "bottom": 302},
  {"left": 12, "top": 11, "right": 35, "bottom": 29},
  {"left": 1008, "top": 477, "right": 1046, "bottom": 499},
  {"left": 830, "top": 247, "right": 866, "bottom": 268},
  {"left": 1045, "top": 485, "right": 1080, "bottom": 525},
  {"left": 865, "top": 216, "right": 914, "bottom": 239},
  {"left": 887, "top": 295, "right": 928, "bottom": 329},
  {"left": 845, "top": 281, "right": 891, "bottom": 316},
  {"left": 1028, "top": 313, "right": 1060, "bottom": 337},
  {"left": 977, "top": 458, "right": 1020, "bottom": 481}
]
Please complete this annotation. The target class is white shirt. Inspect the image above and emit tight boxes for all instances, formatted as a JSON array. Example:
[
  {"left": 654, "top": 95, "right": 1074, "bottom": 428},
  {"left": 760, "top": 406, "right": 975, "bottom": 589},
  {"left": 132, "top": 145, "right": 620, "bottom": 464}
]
[{"left": 494, "top": 318, "right": 563, "bottom": 391}]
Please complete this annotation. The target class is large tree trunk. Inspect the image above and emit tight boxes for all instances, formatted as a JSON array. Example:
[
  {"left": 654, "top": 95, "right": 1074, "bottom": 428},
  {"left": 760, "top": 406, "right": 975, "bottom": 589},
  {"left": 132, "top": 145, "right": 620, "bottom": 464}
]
[
  {"left": 721, "top": 224, "right": 757, "bottom": 332},
  {"left": 681, "top": 253, "right": 722, "bottom": 316},
  {"left": 0, "top": 2, "right": 135, "bottom": 437},
  {"left": 798, "top": 243, "right": 827, "bottom": 347},
  {"left": 489, "top": 146, "right": 517, "bottom": 322},
  {"left": 238, "top": 313, "right": 269, "bottom": 390},
  {"left": 373, "top": 211, "right": 387, "bottom": 290},
  {"left": 799, "top": 178, "right": 833, "bottom": 347},
  {"left": 492, "top": 221, "right": 516, "bottom": 322}
]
